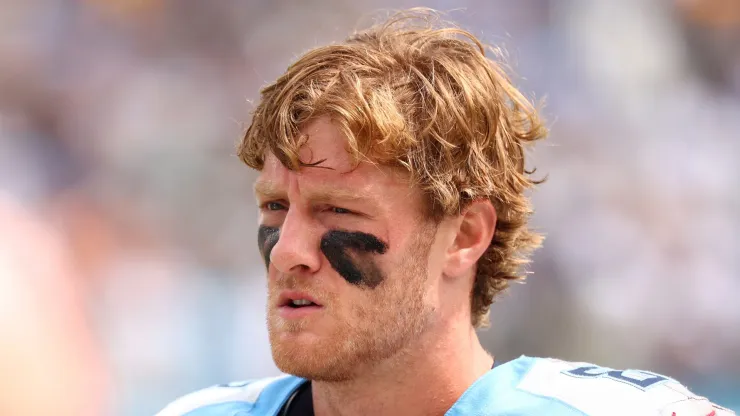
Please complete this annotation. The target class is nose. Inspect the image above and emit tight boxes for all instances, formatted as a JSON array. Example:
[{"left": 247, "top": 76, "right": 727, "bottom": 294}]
[{"left": 268, "top": 208, "right": 322, "bottom": 275}]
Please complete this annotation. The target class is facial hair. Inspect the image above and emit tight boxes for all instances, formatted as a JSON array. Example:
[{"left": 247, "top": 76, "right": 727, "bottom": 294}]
[{"left": 266, "top": 224, "right": 436, "bottom": 382}]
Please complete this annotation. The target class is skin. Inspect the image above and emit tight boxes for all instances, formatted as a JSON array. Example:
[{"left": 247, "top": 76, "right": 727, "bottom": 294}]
[
  {"left": 259, "top": 226, "right": 389, "bottom": 288},
  {"left": 254, "top": 116, "right": 497, "bottom": 416},
  {"left": 318, "top": 230, "right": 388, "bottom": 288}
]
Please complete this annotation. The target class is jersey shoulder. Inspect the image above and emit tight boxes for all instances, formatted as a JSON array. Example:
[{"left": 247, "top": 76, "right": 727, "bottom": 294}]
[
  {"left": 155, "top": 375, "right": 304, "bottom": 416},
  {"left": 513, "top": 356, "right": 734, "bottom": 416}
]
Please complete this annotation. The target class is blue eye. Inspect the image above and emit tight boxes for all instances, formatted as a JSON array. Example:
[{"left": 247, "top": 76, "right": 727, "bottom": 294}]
[
  {"left": 264, "top": 202, "right": 287, "bottom": 211},
  {"left": 330, "top": 207, "right": 351, "bottom": 214}
]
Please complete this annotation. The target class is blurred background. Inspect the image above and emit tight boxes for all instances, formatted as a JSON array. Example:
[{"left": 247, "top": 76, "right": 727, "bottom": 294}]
[{"left": 1, "top": 0, "right": 738, "bottom": 414}]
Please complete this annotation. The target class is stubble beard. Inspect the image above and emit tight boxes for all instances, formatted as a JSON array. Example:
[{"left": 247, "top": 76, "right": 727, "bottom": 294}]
[{"left": 267, "top": 227, "right": 435, "bottom": 382}]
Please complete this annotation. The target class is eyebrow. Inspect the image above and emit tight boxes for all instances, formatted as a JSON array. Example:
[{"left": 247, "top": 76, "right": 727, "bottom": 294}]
[
  {"left": 254, "top": 180, "right": 377, "bottom": 210},
  {"left": 253, "top": 180, "right": 285, "bottom": 201}
]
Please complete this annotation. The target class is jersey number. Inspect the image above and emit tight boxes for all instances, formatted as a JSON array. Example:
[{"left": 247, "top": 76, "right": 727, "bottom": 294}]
[{"left": 563, "top": 366, "right": 669, "bottom": 391}]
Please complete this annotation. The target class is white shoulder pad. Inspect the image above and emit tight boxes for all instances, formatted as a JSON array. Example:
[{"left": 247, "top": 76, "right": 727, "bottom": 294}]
[
  {"left": 517, "top": 358, "right": 734, "bottom": 416},
  {"left": 155, "top": 376, "right": 290, "bottom": 416}
]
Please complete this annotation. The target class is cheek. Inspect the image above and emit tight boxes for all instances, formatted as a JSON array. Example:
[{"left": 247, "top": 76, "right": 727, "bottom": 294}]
[{"left": 320, "top": 230, "right": 388, "bottom": 288}]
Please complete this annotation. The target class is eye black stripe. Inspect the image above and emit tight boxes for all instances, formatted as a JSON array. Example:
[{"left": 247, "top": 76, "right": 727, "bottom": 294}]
[{"left": 257, "top": 226, "right": 280, "bottom": 268}]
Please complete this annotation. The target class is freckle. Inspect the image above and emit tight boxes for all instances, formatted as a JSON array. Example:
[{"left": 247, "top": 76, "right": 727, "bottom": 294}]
[{"left": 355, "top": 305, "right": 368, "bottom": 320}]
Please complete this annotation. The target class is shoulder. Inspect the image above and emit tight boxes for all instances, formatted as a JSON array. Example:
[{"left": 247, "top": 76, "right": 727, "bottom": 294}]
[
  {"left": 512, "top": 356, "right": 734, "bottom": 416},
  {"left": 155, "top": 375, "right": 305, "bottom": 416}
]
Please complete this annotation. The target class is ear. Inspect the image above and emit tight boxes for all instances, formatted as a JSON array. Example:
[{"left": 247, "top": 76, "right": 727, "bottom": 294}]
[{"left": 442, "top": 199, "right": 497, "bottom": 279}]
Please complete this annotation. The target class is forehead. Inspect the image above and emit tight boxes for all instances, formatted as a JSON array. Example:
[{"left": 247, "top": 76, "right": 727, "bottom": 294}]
[{"left": 256, "top": 117, "right": 413, "bottom": 201}]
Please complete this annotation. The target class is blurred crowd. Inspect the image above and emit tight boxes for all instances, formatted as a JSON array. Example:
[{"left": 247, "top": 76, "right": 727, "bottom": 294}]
[{"left": 0, "top": 0, "right": 738, "bottom": 414}]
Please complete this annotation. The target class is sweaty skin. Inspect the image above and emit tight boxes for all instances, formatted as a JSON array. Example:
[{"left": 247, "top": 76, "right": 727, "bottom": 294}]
[{"left": 257, "top": 226, "right": 388, "bottom": 288}]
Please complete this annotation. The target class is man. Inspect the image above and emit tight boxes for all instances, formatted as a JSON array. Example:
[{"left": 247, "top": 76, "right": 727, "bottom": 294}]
[{"left": 157, "top": 9, "right": 734, "bottom": 416}]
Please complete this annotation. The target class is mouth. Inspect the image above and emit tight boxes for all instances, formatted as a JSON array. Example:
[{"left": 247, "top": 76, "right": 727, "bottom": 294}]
[{"left": 277, "top": 291, "right": 324, "bottom": 319}]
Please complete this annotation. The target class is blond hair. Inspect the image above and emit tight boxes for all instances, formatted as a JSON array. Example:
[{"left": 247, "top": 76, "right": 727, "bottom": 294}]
[{"left": 239, "top": 9, "right": 547, "bottom": 327}]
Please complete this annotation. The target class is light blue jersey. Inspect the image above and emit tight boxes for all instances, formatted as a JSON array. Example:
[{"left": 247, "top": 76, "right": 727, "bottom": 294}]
[{"left": 156, "top": 356, "right": 733, "bottom": 416}]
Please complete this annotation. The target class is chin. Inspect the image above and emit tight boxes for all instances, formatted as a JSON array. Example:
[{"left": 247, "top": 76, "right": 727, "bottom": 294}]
[
  {"left": 271, "top": 346, "right": 354, "bottom": 382},
  {"left": 269, "top": 327, "right": 356, "bottom": 382}
]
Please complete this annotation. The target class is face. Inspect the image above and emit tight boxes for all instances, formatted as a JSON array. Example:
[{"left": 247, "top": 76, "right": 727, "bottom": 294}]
[{"left": 255, "top": 117, "right": 440, "bottom": 381}]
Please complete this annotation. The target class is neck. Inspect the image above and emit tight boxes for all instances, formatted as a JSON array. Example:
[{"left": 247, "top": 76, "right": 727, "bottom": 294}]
[{"left": 311, "top": 323, "right": 492, "bottom": 416}]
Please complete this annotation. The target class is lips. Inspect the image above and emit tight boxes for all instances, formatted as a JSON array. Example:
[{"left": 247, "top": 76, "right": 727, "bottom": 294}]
[
  {"left": 277, "top": 290, "right": 323, "bottom": 308},
  {"left": 276, "top": 290, "right": 325, "bottom": 319}
]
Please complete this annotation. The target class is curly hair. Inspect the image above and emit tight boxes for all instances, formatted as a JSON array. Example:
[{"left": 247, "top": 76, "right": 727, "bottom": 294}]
[{"left": 238, "top": 8, "right": 547, "bottom": 328}]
